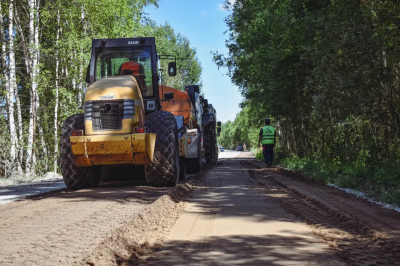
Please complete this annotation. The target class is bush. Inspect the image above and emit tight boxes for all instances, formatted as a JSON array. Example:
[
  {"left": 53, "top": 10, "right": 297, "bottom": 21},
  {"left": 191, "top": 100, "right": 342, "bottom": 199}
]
[{"left": 279, "top": 155, "right": 400, "bottom": 206}]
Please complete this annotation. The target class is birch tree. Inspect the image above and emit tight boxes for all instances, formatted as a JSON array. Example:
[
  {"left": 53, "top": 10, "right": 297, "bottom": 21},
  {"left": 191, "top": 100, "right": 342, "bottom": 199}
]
[
  {"left": 53, "top": 10, "right": 60, "bottom": 172},
  {"left": 25, "top": 0, "right": 41, "bottom": 172},
  {"left": 0, "top": 0, "right": 207, "bottom": 179},
  {"left": 8, "top": 0, "right": 18, "bottom": 170}
]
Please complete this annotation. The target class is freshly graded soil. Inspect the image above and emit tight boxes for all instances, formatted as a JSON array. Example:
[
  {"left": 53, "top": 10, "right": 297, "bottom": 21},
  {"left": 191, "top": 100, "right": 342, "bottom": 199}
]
[{"left": 1, "top": 151, "right": 399, "bottom": 266}]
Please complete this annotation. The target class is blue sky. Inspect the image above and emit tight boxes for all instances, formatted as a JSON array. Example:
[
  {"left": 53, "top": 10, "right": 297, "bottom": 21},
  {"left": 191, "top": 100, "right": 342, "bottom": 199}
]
[{"left": 145, "top": 0, "right": 242, "bottom": 122}]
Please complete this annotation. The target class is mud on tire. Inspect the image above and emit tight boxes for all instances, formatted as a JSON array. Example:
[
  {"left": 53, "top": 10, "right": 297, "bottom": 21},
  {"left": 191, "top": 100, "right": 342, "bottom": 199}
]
[
  {"left": 145, "top": 111, "right": 179, "bottom": 186},
  {"left": 60, "top": 114, "right": 100, "bottom": 190}
]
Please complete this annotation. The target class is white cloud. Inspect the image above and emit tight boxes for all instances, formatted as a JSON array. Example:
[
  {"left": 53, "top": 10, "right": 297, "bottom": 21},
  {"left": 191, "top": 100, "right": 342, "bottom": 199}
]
[
  {"left": 200, "top": 11, "right": 207, "bottom": 16},
  {"left": 217, "top": 4, "right": 225, "bottom": 11}
]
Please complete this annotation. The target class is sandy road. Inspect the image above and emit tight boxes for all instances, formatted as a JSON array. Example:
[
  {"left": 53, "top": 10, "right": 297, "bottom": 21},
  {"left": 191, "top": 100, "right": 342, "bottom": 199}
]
[
  {"left": 1, "top": 151, "right": 400, "bottom": 266},
  {"left": 143, "top": 152, "right": 343, "bottom": 265},
  {"left": 0, "top": 176, "right": 170, "bottom": 266},
  {"left": 139, "top": 152, "right": 400, "bottom": 266}
]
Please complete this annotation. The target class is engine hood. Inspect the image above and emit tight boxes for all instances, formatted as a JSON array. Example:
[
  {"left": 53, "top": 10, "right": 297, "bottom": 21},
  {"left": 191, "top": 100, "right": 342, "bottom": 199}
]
[{"left": 85, "top": 76, "right": 141, "bottom": 101}]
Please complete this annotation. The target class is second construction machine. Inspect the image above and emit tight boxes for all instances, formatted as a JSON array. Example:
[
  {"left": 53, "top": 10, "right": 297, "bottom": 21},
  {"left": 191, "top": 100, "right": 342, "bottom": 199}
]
[
  {"left": 60, "top": 37, "right": 220, "bottom": 190},
  {"left": 159, "top": 84, "right": 220, "bottom": 179}
]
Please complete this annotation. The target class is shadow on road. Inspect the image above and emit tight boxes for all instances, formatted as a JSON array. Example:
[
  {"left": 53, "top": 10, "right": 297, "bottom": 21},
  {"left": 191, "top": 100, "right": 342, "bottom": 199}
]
[{"left": 133, "top": 233, "right": 340, "bottom": 266}]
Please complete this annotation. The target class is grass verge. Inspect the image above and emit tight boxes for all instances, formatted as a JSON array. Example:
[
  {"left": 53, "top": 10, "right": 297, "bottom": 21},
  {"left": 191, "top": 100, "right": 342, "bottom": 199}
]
[{"left": 277, "top": 156, "right": 400, "bottom": 207}]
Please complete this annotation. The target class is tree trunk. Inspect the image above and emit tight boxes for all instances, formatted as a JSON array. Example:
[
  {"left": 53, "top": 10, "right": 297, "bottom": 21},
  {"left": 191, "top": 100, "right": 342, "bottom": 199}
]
[
  {"left": 0, "top": 0, "right": 9, "bottom": 93},
  {"left": 54, "top": 10, "right": 60, "bottom": 172},
  {"left": 15, "top": 87, "right": 23, "bottom": 168},
  {"left": 26, "top": 0, "right": 41, "bottom": 172},
  {"left": 14, "top": 7, "right": 31, "bottom": 76},
  {"left": 8, "top": 0, "right": 18, "bottom": 173}
]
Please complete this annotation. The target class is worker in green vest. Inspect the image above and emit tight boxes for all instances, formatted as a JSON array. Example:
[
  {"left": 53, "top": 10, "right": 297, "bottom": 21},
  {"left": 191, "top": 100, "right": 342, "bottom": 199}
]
[{"left": 258, "top": 118, "right": 276, "bottom": 167}]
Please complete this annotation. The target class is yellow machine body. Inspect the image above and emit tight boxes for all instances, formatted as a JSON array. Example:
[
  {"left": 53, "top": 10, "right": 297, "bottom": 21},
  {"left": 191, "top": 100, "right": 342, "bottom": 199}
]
[
  {"left": 84, "top": 76, "right": 145, "bottom": 135},
  {"left": 69, "top": 75, "right": 155, "bottom": 166},
  {"left": 69, "top": 133, "right": 156, "bottom": 167}
]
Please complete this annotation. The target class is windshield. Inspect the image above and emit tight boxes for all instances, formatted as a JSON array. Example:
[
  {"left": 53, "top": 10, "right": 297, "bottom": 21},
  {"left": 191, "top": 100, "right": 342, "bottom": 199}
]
[{"left": 95, "top": 46, "right": 154, "bottom": 97}]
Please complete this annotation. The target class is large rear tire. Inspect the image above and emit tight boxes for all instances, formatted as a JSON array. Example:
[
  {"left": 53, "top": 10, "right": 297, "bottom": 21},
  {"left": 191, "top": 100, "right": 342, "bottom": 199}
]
[
  {"left": 179, "top": 157, "right": 186, "bottom": 180},
  {"left": 213, "top": 141, "right": 218, "bottom": 164},
  {"left": 204, "top": 133, "right": 212, "bottom": 164},
  {"left": 60, "top": 114, "right": 100, "bottom": 190},
  {"left": 188, "top": 136, "right": 202, "bottom": 174},
  {"left": 145, "top": 111, "right": 180, "bottom": 187}
]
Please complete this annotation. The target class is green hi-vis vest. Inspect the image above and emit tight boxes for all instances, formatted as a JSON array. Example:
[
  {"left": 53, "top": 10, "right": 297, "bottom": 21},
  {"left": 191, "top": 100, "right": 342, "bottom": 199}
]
[{"left": 261, "top": 126, "right": 275, "bottom": 145}]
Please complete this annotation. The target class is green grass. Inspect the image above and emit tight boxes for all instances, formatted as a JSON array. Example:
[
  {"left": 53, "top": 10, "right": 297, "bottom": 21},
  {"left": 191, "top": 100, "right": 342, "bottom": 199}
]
[
  {"left": 278, "top": 156, "right": 400, "bottom": 207},
  {"left": 252, "top": 148, "right": 264, "bottom": 162}
]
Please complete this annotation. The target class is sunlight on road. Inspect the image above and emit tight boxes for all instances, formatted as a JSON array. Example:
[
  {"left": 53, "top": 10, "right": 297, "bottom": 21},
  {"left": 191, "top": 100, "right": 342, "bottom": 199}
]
[{"left": 219, "top": 150, "right": 254, "bottom": 160}]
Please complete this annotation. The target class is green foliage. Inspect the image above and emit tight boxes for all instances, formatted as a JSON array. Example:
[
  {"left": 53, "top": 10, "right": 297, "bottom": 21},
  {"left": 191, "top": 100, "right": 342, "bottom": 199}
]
[
  {"left": 280, "top": 156, "right": 400, "bottom": 206},
  {"left": 218, "top": 108, "right": 260, "bottom": 150},
  {"left": 253, "top": 148, "right": 264, "bottom": 162},
  {"left": 142, "top": 21, "right": 202, "bottom": 90},
  {"left": 216, "top": 0, "right": 400, "bottom": 205},
  {"left": 0, "top": 0, "right": 203, "bottom": 177}
]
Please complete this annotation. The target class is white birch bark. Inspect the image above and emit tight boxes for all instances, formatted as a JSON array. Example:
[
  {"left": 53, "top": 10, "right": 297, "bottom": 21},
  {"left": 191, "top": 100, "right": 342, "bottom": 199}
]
[
  {"left": 8, "top": 0, "right": 18, "bottom": 168},
  {"left": 14, "top": 9, "right": 31, "bottom": 75},
  {"left": 65, "top": 65, "right": 71, "bottom": 102},
  {"left": 35, "top": 92, "right": 48, "bottom": 171},
  {"left": 0, "top": 0, "right": 10, "bottom": 106},
  {"left": 15, "top": 87, "right": 23, "bottom": 167},
  {"left": 26, "top": 0, "right": 42, "bottom": 172},
  {"left": 77, "top": 8, "right": 86, "bottom": 108},
  {"left": 77, "top": 67, "right": 82, "bottom": 107},
  {"left": 54, "top": 10, "right": 60, "bottom": 172}
]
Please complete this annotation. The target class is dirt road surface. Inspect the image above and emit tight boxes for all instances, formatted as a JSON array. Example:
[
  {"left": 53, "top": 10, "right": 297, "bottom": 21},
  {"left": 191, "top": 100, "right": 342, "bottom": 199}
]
[
  {"left": 141, "top": 152, "right": 343, "bottom": 265},
  {"left": 1, "top": 151, "right": 400, "bottom": 266},
  {"left": 138, "top": 152, "right": 400, "bottom": 265}
]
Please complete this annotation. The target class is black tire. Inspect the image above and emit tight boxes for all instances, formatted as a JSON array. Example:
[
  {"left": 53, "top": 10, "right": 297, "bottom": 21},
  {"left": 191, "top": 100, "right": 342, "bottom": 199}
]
[
  {"left": 204, "top": 133, "right": 212, "bottom": 164},
  {"left": 179, "top": 157, "right": 186, "bottom": 180},
  {"left": 188, "top": 136, "right": 202, "bottom": 174},
  {"left": 213, "top": 142, "right": 218, "bottom": 164},
  {"left": 60, "top": 114, "right": 100, "bottom": 190},
  {"left": 145, "top": 111, "right": 180, "bottom": 187},
  {"left": 204, "top": 130, "right": 218, "bottom": 165}
]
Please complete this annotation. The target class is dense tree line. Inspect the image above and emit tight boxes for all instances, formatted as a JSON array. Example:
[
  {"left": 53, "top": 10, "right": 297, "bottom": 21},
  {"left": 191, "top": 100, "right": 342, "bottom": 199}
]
[
  {"left": 215, "top": 0, "right": 400, "bottom": 199},
  {"left": 0, "top": 0, "right": 202, "bottom": 178},
  {"left": 218, "top": 108, "right": 259, "bottom": 150}
]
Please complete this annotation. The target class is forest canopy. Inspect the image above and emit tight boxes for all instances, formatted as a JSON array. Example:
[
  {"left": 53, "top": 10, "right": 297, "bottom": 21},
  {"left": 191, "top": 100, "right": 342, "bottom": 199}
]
[
  {"left": 0, "top": 0, "right": 202, "bottom": 177},
  {"left": 215, "top": 0, "right": 400, "bottom": 204}
]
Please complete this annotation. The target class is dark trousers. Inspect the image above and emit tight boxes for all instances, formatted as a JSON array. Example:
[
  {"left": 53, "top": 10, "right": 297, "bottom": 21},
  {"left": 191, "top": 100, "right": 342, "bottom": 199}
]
[{"left": 262, "top": 144, "right": 274, "bottom": 164}]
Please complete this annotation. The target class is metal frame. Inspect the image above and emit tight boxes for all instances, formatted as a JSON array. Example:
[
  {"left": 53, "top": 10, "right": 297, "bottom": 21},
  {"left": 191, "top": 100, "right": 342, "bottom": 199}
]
[{"left": 89, "top": 37, "right": 161, "bottom": 111}]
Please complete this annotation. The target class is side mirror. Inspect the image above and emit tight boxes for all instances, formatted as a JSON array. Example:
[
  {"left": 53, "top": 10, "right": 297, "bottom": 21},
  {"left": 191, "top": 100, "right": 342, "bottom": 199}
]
[
  {"left": 168, "top": 62, "right": 176, "bottom": 76},
  {"left": 85, "top": 64, "right": 90, "bottom": 83},
  {"left": 217, "top": 121, "right": 222, "bottom": 127},
  {"left": 203, "top": 99, "right": 208, "bottom": 107},
  {"left": 164, "top": 92, "right": 174, "bottom": 101}
]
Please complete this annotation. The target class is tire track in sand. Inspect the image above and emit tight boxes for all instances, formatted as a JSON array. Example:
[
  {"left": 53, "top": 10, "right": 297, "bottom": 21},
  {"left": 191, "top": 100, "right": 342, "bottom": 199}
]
[{"left": 242, "top": 160, "right": 400, "bottom": 266}]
